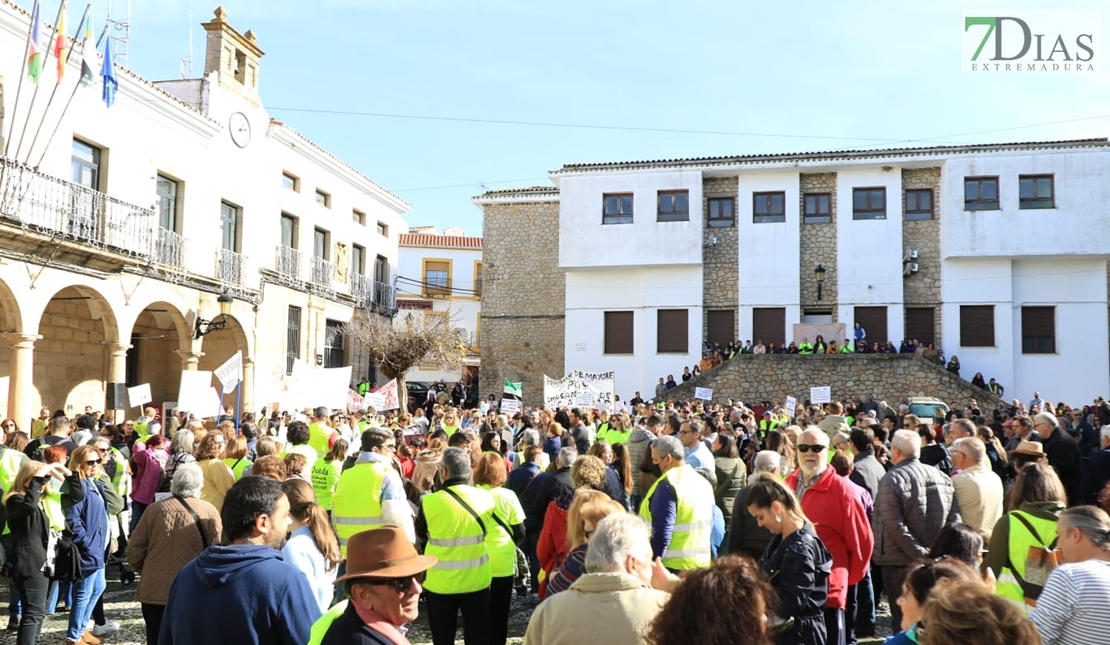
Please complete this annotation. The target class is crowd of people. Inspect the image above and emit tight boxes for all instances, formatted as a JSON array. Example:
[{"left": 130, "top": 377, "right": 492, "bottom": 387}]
[{"left": 1, "top": 390, "right": 1109, "bottom": 645}]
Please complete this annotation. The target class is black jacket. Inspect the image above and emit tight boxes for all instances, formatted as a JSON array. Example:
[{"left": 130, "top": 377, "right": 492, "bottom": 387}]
[
  {"left": 4, "top": 476, "right": 51, "bottom": 579},
  {"left": 1043, "top": 427, "right": 1082, "bottom": 502},
  {"left": 759, "top": 524, "right": 832, "bottom": 645},
  {"left": 1080, "top": 448, "right": 1110, "bottom": 505},
  {"left": 531, "top": 467, "right": 573, "bottom": 527},
  {"left": 727, "top": 483, "right": 774, "bottom": 559},
  {"left": 320, "top": 601, "right": 393, "bottom": 645},
  {"left": 920, "top": 443, "right": 952, "bottom": 476}
]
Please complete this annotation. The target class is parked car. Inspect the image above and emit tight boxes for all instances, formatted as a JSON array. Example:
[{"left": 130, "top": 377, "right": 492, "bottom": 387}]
[
  {"left": 406, "top": 381, "right": 431, "bottom": 413},
  {"left": 906, "top": 396, "right": 950, "bottom": 427}
]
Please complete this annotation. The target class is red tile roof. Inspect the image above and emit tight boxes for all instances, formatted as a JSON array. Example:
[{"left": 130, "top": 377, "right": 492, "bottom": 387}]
[{"left": 399, "top": 234, "right": 483, "bottom": 249}]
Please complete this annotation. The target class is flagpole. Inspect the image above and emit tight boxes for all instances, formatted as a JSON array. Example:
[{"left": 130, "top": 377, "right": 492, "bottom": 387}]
[
  {"left": 235, "top": 381, "right": 242, "bottom": 434},
  {"left": 33, "top": 21, "right": 106, "bottom": 170},
  {"left": 2, "top": 1, "right": 37, "bottom": 160},
  {"left": 26, "top": 3, "right": 88, "bottom": 168},
  {"left": 15, "top": 0, "right": 66, "bottom": 163}
]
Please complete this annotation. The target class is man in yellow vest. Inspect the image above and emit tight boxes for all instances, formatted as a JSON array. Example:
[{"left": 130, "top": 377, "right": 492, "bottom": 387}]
[
  {"left": 309, "top": 526, "right": 437, "bottom": 645},
  {"left": 332, "top": 429, "right": 413, "bottom": 557},
  {"left": 308, "top": 406, "right": 337, "bottom": 459},
  {"left": 414, "top": 447, "right": 495, "bottom": 645},
  {"left": 798, "top": 337, "right": 815, "bottom": 355},
  {"left": 639, "top": 435, "right": 714, "bottom": 572}
]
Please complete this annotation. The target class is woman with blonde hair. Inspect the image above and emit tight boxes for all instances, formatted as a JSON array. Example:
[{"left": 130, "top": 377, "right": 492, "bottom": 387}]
[
  {"left": 537, "top": 455, "right": 613, "bottom": 599},
  {"left": 280, "top": 479, "right": 341, "bottom": 614},
  {"left": 545, "top": 494, "right": 624, "bottom": 596},
  {"left": 194, "top": 433, "right": 235, "bottom": 512},
  {"left": 221, "top": 435, "right": 253, "bottom": 481},
  {"left": 918, "top": 579, "right": 1042, "bottom": 645},
  {"left": 62, "top": 445, "right": 110, "bottom": 645}
]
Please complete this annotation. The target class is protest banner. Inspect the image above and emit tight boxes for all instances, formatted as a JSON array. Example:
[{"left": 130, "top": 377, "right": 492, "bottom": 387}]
[
  {"left": 694, "top": 387, "right": 714, "bottom": 401},
  {"left": 287, "top": 359, "right": 351, "bottom": 411},
  {"left": 810, "top": 386, "right": 832, "bottom": 404},
  {"left": 127, "top": 383, "right": 152, "bottom": 409},
  {"left": 347, "top": 389, "right": 364, "bottom": 411},
  {"left": 543, "top": 370, "right": 616, "bottom": 411},
  {"left": 365, "top": 393, "right": 386, "bottom": 410},
  {"left": 499, "top": 397, "right": 522, "bottom": 415},
  {"left": 213, "top": 351, "right": 243, "bottom": 395},
  {"left": 177, "top": 371, "right": 215, "bottom": 416},
  {"left": 375, "top": 379, "right": 400, "bottom": 411}
]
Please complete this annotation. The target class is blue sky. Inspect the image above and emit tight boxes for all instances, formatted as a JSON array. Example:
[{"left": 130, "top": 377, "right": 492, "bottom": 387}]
[{"left": 14, "top": 0, "right": 1110, "bottom": 234}]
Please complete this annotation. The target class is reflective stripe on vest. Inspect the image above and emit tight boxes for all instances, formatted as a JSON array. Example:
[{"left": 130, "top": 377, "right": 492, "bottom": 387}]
[
  {"left": 639, "top": 464, "right": 714, "bottom": 570},
  {"left": 996, "top": 510, "right": 1058, "bottom": 608},
  {"left": 331, "top": 461, "right": 390, "bottom": 558},
  {"left": 307, "top": 600, "right": 348, "bottom": 645},
  {"left": 422, "top": 485, "right": 494, "bottom": 594}
]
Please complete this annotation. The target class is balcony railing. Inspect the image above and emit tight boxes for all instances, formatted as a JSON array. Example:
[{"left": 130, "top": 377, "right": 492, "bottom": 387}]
[
  {"left": 276, "top": 245, "right": 303, "bottom": 282},
  {"left": 351, "top": 272, "right": 371, "bottom": 300},
  {"left": 217, "top": 247, "right": 245, "bottom": 286},
  {"left": 311, "top": 256, "right": 335, "bottom": 285},
  {"left": 373, "top": 281, "right": 396, "bottom": 312},
  {"left": 423, "top": 278, "right": 452, "bottom": 298},
  {"left": 0, "top": 156, "right": 160, "bottom": 262},
  {"left": 154, "top": 228, "right": 187, "bottom": 272}
]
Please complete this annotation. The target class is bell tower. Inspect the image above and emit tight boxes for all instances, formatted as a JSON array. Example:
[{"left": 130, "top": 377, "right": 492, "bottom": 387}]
[{"left": 202, "top": 7, "right": 265, "bottom": 106}]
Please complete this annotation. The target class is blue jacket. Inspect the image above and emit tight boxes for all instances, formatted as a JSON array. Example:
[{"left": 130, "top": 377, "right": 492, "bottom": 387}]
[
  {"left": 161, "top": 544, "right": 321, "bottom": 645},
  {"left": 62, "top": 476, "right": 108, "bottom": 576}
]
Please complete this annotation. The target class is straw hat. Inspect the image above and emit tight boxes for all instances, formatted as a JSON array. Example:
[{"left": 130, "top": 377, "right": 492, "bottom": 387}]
[
  {"left": 334, "top": 527, "right": 437, "bottom": 583},
  {"left": 1009, "top": 440, "right": 1046, "bottom": 458}
]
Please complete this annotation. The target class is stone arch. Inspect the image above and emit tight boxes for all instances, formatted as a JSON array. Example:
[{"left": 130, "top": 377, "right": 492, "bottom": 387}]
[
  {"left": 33, "top": 284, "right": 121, "bottom": 414},
  {"left": 198, "top": 313, "right": 252, "bottom": 410},
  {"left": 129, "top": 300, "right": 192, "bottom": 406},
  {"left": 0, "top": 275, "right": 23, "bottom": 418}
]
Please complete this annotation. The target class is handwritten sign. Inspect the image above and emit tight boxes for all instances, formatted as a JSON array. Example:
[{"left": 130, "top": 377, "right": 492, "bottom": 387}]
[
  {"left": 809, "top": 386, "right": 832, "bottom": 405},
  {"left": 785, "top": 395, "right": 797, "bottom": 418},
  {"left": 499, "top": 398, "right": 522, "bottom": 415},
  {"left": 127, "top": 383, "right": 152, "bottom": 408},
  {"left": 694, "top": 387, "right": 714, "bottom": 401}
]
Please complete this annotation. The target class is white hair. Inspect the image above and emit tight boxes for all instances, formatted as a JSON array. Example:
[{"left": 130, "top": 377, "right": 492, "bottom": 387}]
[
  {"left": 171, "top": 462, "right": 204, "bottom": 498},
  {"left": 801, "top": 426, "right": 829, "bottom": 447},
  {"left": 892, "top": 429, "right": 922, "bottom": 459},
  {"left": 754, "top": 450, "right": 781, "bottom": 474},
  {"left": 1034, "top": 412, "right": 1059, "bottom": 430},
  {"left": 651, "top": 435, "right": 684, "bottom": 460},
  {"left": 952, "top": 436, "right": 986, "bottom": 464},
  {"left": 584, "top": 513, "right": 652, "bottom": 574},
  {"left": 556, "top": 447, "right": 578, "bottom": 469}
]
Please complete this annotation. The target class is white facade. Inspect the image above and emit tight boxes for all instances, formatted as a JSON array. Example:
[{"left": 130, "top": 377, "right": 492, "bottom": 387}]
[
  {"left": 0, "top": 5, "right": 406, "bottom": 423},
  {"left": 396, "top": 232, "right": 483, "bottom": 385},
  {"left": 536, "top": 140, "right": 1110, "bottom": 404}
]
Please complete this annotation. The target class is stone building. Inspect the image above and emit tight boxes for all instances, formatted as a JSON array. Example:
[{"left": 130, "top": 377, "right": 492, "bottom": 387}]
[
  {"left": 475, "top": 139, "right": 1110, "bottom": 405},
  {"left": 0, "top": 5, "right": 406, "bottom": 425}
]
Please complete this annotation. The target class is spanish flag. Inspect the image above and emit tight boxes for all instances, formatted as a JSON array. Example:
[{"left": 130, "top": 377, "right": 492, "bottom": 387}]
[
  {"left": 26, "top": 1, "right": 44, "bottom": 84},
  {"left": 53, "top": 1, "right": 66, "bottom": 83}
]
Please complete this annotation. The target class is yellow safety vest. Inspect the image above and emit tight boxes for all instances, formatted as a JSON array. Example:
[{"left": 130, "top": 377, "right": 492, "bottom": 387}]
[
  {"left": 996, "top": 510, "right": 1059, "bottom": 611},
  {"left": 307, "top": 600, "right": 348, "bottom": 645},
  {"left": 311, "top": 459, "right": 343, "bottom": 511},
  {"left": 422, "top": 484, "right": 494, "bottom": 594},
  {"left": 639, "top": 464, "right": 714, "bottom": 570},
  {"left": 308, "top": 422, "right": 335, "bottom": 461},
  {"left": 331, "top": 461, "right": 390, "bottom": 558},
  {"left": 798, "top": 342, "right": 814, "bottom": 355},
  {"left": 222, "top": 457, "right": 253, "bottom": 481},
  {"left": 599, "top": 426, "right": 632, "bottom": 446}
]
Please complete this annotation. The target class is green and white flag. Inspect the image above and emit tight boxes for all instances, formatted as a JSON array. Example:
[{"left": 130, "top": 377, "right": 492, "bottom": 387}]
[{"left": 504, "top": 379, "right": 522, "bottom": 397}]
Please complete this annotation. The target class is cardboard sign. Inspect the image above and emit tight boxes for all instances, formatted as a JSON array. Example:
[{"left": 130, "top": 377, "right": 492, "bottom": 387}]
[
  {"left": 213, "top": 351, "right": 243, "bottom": 395},
  {"left": 127, "top": 383, "right": 152, "bottom": 408},
  {"left": 177, "top": 371, "right": 215, "bottom": 416},
  {"left": 785, "top": 396, "right": 797, "bottom": 418},
  {"left": 810, "top": 386, "right": 832, "bottom": 404},
  {"left": 694, "top": 387, "right": 714, "bottom": 401},
  {"left": 499, "top": 398, "right": 522, "bottom": 415},
  {"left": 365, "top": 393, "right": 386, "bottom": 410}
]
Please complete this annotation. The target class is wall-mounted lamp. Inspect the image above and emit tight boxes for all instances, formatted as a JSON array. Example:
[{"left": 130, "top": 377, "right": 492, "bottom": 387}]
[
  {"left": 194, "top": 292, "right": 234, "bottom": 339},
  {"left": 815, "top": 264, "right": 826, "bottom": 301}
]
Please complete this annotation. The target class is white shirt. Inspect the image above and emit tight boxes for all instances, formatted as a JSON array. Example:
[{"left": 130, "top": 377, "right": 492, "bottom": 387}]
[
  {"left": 281, "top": 526, "right": 337, "bottom": 614},
  {"left": 1031, "top": 559, "right": 1110, "bottom": 645}
]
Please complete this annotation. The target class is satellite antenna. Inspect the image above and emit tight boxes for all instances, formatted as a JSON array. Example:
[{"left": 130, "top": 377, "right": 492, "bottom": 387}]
[
  {"left": 106, "top": 0, "right": 131, "bottom": 67},
  {"left": 180, "top": 0, "right": 194, "bottom": 78}
]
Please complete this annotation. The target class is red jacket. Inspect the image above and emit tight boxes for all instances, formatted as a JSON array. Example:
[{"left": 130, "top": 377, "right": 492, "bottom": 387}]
[
  {"left": 536, "top": 498, "right": 570, "bottom": 599},
  {"left": 786, "top": 466, "right": 874, "bottom": 609}
]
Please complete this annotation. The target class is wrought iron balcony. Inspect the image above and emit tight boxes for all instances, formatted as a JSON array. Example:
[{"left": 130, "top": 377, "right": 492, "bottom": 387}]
[
  {"left": 373, "top": 281, "right": 396, "bottom": 312},
  {"left": 310, "top": 256, "right": 335, "bottom": 285},
  {"left": 216, "top": 247, "right": 245, "bottom": 287},
  {"left": 351, "top": 272, "right": 372, "bottom": 300},
  {"left": 276, "top": 245, "right": 303, "bottom": 284}
]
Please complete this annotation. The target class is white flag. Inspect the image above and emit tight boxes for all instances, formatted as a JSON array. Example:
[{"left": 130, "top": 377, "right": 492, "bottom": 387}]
[{"left": 214, "top": 351, "right": 243, "bottom": 394}]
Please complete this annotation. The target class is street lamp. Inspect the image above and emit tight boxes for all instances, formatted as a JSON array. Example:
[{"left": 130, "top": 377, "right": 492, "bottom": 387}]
[
  {"left": 815, "top": 264, "right": 826, "bottom": 301},
  {"left": 195, "top": 292, "right": 235, "bottom": 339}
]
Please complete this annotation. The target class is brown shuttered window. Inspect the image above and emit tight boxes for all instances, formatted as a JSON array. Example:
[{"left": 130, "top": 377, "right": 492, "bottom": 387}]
[
  {"left": 752, "top": 308, "right": 785, "bottom": 347},
  {"left": 1021, "top": 306, "right": 1055, "bottom": 354},
  {"left": 905, "top": 307, "right": 935, "bottom": 346},
  {"left": 706, "top": 310, "right": 736, "bottom": 348},
  {"left": 657, "top": 310, "right": 688, "bottom": 353},
  {"left": 604, "top": 312, "right": 634, "bottom": 355},
  {"left": 854, "top": 307, "right": 888, "bottom": 345},
  {"left": 960, "top": 305, "right": 995, "bottom": 347}
]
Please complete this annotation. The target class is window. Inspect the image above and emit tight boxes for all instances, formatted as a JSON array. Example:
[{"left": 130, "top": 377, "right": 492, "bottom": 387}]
[
  {"left": 374, "top": 255, "right": 389, "bottom": 285},
  {"left": 960, "top": 305, "right": 995, "bottom": 347},
  {"left": 1019, "top": 175, "right": 1054, "bottom": 209},
  {"left": 905, "top": 188, "right": 934, "bottom": 220},
  {"left": 753, "top": 191, "right": 786, "bottom": 223},
  {"left": 803, "top": 192, "right": 831, "bottom": 224},
  {"left": 1021, "top": 306, "right": 1056, "bottom": 353},
  {"left": 220, "top": 201, "right": 240, "bottom": 252},
  {"left": 905, "top": 307, "right": 935, "bottom": 347},
  {"left": 852, "top": 187, "right": 886, "bottom": 220},
  {"left": 752, "top": 308, "right": 786, "bottom": 347},
  {"left": 707, "top": 310, "right": 736, "bottom": 348},
  {"left": 282, "top": 172, "right": 299, "bottom": 192},
  {"left": 657, "top": 190, "right": 689, "bottom": 222},
  {"left": 376, "top": 222, "right": 388, "bottom": 237},
  {"left": 604, "top": 312, "right": 634, "bottom": 354},
  {"left": 315, "top": 190, "right": 330, "bottom": 208},
  {"left": 71, "top": 139, "right": 101, "bottom": 190},
  {"left": 657, "top": 310, "right": 688, "bottom": 354},
  {"left": 156, "top": 175, "right": 179, "bottom": 231},
  {"left": 324, "top": 320, "right": 344, "bottom": 368},
  {"left": 602, "top": 193, "right": 634, "bottom": 225},
  {"left": 313, "top": 228, "right": 330, "bottom": 260},
  {"left": 423, "top": 259, "right": 451, "bottom": 297},
  {"left": 474, "top": 261, "right": 483, "bottom": 297},
  {"left": 353, "top": 209, "right": 365, "bottom": 225},
  {"left": 707, "top": 197, "right": 735, "bottom": 228},
  {"left": 964, "top": 177, "right": 999, "bottom": 210},
  {"left": 351, "top": 244, "right": 365, "bottom": 276},
  {"left": 233, "top": 49, "right": 247, "bottom": 83},
  {"left": 286, "top": 306, "right": 301, "bottom": 375},
  {"left": 854, "top": 307, "right": 888, "bottom": 345},
  {"left": 280, "top": 214, "right": 297, "bottom": 248}
]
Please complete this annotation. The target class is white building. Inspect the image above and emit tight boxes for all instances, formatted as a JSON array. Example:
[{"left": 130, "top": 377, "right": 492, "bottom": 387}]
[
  {"left": 396, "top": 228, "right": 482, "bottom": 386},
  {"left": 478, "top": 138, "right": 1110, "bottom": 405},
  {"left": 0, "top": 5, "right": 407, "bottom": 424}
]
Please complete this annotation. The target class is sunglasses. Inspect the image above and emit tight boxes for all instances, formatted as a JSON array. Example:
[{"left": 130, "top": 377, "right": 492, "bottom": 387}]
[
  {"left": 86, "top": 458, "right": 102, "bottom": 465},
  {"left": 365, "top": 572, "right": 424, "bottom": 594},
  {"left": 796, "top": 444, "right": 826, "bottom": 453}
]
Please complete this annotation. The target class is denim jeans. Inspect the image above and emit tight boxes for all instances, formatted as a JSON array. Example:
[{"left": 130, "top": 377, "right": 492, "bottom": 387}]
[
  {"left": 856, "top": 566, "right": 876, "bottom": 628},
  {"left": 67, "top": 568, "right": 106, "bottom": 641}
]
